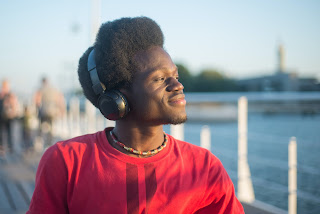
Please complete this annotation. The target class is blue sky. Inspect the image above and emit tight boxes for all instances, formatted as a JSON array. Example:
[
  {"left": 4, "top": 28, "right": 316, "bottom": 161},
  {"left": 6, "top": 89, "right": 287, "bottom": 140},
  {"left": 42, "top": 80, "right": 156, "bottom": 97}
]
[{"left": 0, "top": 0, "right": 319, "bottom": 97}]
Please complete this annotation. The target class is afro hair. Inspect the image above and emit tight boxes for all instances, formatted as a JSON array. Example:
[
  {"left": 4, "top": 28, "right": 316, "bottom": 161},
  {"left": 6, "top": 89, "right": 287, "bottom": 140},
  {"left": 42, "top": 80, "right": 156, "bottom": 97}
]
[{"left": 78, "top": 16, "right": 164, "bottom": 107}]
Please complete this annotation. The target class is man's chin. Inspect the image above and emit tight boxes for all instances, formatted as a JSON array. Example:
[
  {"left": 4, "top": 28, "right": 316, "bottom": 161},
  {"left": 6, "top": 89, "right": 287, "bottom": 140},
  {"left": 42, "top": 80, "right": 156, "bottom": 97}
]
[
  {"left": 145, "top": 113, "right": 187, "bottom": 126},
  {"left": 167, "top": 115, "right": 188, "bottom": 125}
]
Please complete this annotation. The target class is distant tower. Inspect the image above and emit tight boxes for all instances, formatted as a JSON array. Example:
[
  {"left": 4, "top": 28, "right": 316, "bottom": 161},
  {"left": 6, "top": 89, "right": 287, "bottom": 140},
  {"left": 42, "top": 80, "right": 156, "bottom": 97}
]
[{"left": 277, "top": 44, "right": 285, "bottom": 73}]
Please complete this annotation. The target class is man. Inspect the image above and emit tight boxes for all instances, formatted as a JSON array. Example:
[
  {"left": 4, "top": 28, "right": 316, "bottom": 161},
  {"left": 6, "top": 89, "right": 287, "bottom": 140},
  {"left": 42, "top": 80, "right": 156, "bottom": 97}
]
[
  {"left": 27, "top": 17, "right": 244, "bottom": 213},
  {"left": 0, "top": 79, "right": 19, "bottom": 154},
  {"left": 34, "top": 77, "right": 65, "bottom": 146}
]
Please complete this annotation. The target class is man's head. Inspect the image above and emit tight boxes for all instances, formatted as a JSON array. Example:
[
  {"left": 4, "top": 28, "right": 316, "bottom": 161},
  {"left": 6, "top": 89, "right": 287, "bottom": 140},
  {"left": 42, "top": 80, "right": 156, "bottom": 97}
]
[
  {"left": 78, "top": 16, "right": 187, "bottom": 124},
  {"left": 41, "top": 77, "right": 49, "bottom": 86},
  {"left": 78, "top": 17, "right": 164, "bottom": 108},
  {"left": 1, "top": 79, "right": 10, "bottom": 94}
]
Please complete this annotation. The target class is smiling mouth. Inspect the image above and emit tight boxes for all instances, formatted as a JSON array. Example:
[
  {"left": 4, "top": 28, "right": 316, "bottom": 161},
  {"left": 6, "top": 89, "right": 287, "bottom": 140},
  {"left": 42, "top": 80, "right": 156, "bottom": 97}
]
[{"left": 168, "top": 95, "right": 186, "bottom": 105}]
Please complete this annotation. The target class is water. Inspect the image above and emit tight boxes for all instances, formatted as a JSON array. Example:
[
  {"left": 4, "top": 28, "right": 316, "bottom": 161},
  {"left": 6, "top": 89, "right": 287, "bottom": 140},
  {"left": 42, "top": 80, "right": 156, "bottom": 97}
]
[
  {"left": 165, "top": 113, "right": 320, "bottom": 214},
  {"left": 69, "top": 91, "right": 319, "bottom": 213}
]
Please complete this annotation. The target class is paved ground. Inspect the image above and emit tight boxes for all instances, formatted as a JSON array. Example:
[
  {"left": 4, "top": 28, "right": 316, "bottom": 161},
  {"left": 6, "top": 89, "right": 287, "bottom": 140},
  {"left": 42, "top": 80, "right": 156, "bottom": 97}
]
[{"left": 0, "top": 151, "right": 38, "bottom": 213}]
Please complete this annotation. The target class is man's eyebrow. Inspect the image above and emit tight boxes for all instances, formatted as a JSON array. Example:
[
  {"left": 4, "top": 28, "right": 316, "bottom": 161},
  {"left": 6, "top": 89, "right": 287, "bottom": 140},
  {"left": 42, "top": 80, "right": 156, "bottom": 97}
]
[{"left": 147, "top": 66, "right": 178, "bottom": 75}]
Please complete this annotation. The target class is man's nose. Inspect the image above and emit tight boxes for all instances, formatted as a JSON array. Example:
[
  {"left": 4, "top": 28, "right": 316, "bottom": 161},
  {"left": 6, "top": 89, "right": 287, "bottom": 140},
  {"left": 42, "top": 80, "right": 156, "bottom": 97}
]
[{"left": 166, "top": 77, "right": 184, "bottom": 92}]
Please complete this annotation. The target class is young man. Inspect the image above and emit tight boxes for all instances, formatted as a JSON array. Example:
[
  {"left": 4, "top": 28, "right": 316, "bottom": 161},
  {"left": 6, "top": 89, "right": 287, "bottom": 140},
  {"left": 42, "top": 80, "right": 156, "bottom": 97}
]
[
  {"left": 34, "top": 77, "right": 65, "bottom": 146},
  {"left": 27, "top": 17, "right": 244, "bottom": 213},
  {"left": 0, "top": 79, "right": 19, "bottom": 155}
]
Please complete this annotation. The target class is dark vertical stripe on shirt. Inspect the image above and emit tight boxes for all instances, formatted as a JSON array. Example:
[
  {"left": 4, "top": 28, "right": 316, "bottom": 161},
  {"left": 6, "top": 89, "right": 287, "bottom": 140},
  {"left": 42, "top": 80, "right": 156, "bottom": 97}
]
[
  {"left": 144, "top": 164, "right": 157, "bottom": 213},
  {"left": 126, "top": 163, "right": 139, "bottom": 214}
]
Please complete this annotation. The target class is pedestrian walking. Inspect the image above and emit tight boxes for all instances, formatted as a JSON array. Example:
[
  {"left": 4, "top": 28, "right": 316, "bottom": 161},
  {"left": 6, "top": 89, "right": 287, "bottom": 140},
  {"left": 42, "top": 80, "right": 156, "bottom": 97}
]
[
  {"left": 34, "top": 77, "right": 65, "bottom": 147},
  {"left": 0, "top": 79, "right": 19, "bottom": 155}
]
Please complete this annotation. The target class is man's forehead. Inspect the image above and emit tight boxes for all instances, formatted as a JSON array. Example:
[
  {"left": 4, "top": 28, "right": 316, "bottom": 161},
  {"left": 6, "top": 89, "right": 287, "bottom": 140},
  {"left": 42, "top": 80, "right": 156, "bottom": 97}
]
[{"left": 134, "top": 46, "right": 175, "bottom": 74}]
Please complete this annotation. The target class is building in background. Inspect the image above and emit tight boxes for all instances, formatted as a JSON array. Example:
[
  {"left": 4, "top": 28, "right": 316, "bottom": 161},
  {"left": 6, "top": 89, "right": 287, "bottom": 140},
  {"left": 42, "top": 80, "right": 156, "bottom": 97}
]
[{"left": 237, "top": 44, "right": 320, "bottom": 91}]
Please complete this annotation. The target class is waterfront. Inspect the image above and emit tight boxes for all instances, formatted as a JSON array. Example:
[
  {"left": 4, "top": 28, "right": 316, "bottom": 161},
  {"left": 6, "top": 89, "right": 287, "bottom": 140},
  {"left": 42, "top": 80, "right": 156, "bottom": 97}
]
[
  {"left": 72, "top": 91, "right": 320, "bottom": 213},
  {"left": 1, "top": 92, "right": 319, "bottom": 213},
  {"left": 164, "top": 113, "right": 320, "bottom": 214}
]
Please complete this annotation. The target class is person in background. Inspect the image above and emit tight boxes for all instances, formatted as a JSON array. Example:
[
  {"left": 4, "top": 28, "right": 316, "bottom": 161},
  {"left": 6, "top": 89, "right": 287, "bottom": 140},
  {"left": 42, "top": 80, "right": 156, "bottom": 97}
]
[
  {"left": 27, "top": 17, "right": 244, "bottom": 213},
  {"left": 22, "top": 104, "right": 34, "bottom": 152},
  {"left": 34, "top": 77, "right": 65, "bottom": 146},
  {"left": 0, "top": 79, "right": 19, "bottom": 155}
]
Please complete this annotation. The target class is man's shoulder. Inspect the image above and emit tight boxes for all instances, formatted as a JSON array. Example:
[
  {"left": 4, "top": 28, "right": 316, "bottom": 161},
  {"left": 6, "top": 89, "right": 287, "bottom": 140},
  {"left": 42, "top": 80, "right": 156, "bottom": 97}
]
[
  {"left": 50, "top": 130, "right": 104, "bottom": 157},
  {"left": 168, "top": 135, "right": 219, "bottom": 162},
  {"left": 169, "top": 135, "right": 208, "bottom": 151}
]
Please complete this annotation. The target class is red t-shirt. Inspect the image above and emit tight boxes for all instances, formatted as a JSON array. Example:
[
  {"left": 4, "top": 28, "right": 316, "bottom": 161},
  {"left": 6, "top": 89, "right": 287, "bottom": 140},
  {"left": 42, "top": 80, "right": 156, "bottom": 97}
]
[{"left": 27, "top": 128, "right": 244, "bottom": 214}]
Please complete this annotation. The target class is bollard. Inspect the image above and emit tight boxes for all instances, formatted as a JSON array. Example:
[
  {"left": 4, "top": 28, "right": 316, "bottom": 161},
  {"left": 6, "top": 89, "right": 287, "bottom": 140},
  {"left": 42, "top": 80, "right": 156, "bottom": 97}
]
[
  {"left": 170, "top": 124, "right": 184, "bottom": 141},
  {"left": 85, "top": 100, "right": 97, "bottom": 134},
  {"left": 200, "top": 126, "right": 211, "bottom": 151},
  {"left": 237, "top": 96, "right": 255, "bottom": 203},
  {"left": 288, "top": 137, "right": 297, "bottom": 214},
  {"left": 69, "top": 97, "right": 81, "bottom": 137},
  {"left": 12, "top": 120, "right": 23, "bottom": 154},
  {"left": 60, "top": 101, "right": 69, "bottom": 139},
  {"left": 106, "top": 119, "right": 115, "bottom": 128}
]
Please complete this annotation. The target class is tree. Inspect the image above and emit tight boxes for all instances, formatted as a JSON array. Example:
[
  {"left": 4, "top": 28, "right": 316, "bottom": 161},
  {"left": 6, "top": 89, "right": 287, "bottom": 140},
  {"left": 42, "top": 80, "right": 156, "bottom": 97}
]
[
  {"left": 176, "top": 63, "right": 194, "bottom": 91},
  {"left": 193, "top": 69, "right": 237, "bottom": 92},
  {"left": 175, "top": 64, "right": 239, "bottom": 92}
]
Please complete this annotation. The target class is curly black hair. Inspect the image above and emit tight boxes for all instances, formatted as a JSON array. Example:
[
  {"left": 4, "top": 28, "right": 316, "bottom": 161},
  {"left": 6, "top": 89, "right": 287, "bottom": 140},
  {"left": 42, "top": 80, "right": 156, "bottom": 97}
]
[{"left": 78, "top": 16, "right": 164, "bottom": 107}]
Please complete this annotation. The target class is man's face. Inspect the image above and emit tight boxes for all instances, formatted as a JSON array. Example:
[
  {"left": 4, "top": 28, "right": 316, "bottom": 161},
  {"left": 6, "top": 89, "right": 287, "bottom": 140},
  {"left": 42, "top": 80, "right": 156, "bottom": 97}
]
[{"left": 126, "top": 46, "right": 187, "bottom": 125}]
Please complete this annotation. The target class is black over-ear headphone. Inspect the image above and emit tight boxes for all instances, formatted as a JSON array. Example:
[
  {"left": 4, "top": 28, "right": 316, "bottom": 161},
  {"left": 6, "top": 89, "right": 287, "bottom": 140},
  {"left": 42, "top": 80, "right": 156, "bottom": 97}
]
[{"left": 87, "top": 48, "right": 130, "bottom": 120}]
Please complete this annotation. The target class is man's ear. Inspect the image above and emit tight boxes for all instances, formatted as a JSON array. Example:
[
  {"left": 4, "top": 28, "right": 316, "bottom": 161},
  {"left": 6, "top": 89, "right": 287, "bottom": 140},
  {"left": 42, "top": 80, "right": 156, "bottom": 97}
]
[
  {"left": 119, "top": 88, "right": 132, "bottom": 102},
  {"left": 119, "top": 88, "right": 133, "bottom": 113}
]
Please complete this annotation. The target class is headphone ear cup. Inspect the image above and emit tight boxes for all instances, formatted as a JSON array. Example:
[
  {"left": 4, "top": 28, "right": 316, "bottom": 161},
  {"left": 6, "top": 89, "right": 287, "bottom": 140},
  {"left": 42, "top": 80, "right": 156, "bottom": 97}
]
[{"left": 98, "top": 90, "right": 130, "bottom": 120}]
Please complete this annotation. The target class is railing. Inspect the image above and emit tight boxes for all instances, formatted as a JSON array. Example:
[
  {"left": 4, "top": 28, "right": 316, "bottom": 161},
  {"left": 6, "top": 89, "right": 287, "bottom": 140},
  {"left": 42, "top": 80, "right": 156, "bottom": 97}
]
[
  {"left": 55, "top": 97, "right": 317, "bottom": 214},
  {"left": 3, "top": 95, "right": 319, "bottom": 214}
]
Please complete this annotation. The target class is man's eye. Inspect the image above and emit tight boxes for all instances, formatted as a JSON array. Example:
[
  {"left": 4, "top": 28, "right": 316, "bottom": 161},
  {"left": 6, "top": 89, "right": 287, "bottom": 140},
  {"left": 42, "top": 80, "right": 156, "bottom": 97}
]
[
  {"left": 176, "top": 76, "right": 179, "bottom": 80},
  {"left": 155, "top": 77, "right": 165, "bottom": 82}
]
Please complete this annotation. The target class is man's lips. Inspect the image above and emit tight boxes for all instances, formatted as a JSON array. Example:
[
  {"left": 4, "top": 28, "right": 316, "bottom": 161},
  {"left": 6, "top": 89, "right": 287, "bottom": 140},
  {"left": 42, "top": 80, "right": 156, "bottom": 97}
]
[{"left": 168, "top": 94, "right": 186, "bottom": 105}]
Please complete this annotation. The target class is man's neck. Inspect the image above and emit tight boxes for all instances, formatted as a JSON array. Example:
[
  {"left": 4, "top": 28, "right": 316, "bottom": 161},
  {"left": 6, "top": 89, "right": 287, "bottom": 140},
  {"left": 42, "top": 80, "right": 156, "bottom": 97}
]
[{"left": 112, "top": 121, "right": 165, "bottom": 154}]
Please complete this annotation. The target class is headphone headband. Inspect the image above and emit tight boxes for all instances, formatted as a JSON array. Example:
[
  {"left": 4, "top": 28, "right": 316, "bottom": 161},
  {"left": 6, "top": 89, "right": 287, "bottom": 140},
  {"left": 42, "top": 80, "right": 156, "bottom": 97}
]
[
  {"left": 87, "top": 49, "right": 104, "bottom": 95},
  {"left": 86, "top": 48, "right": 130, "bottom": 120}
]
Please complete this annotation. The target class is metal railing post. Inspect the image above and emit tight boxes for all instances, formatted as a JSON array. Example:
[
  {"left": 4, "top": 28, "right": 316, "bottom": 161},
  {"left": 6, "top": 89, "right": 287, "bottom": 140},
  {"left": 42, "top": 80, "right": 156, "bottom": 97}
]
[
  {"left": 237, "top": 96, "right": 255, "bottom": 203},
  {"left": 85, "top": 100, "right": 97, "bottom": 134},
  {"left": 69, "top": 97, "right": 81, "bottom": 137},
  {"left": 288, "top": 137, "right": 297, "bottom": 214},
  {"left": 200, "top": 126, "right": 211, "bottom": 151},
  {"left": 170, "top": 124, "right": 184, "bottom": 141}
]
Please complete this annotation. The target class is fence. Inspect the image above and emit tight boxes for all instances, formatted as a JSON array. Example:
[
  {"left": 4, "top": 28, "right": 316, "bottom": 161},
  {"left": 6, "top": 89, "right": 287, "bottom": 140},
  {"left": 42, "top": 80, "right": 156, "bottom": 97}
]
[
  {"left": 3, "top": 96, "right": 319, "bottom": 214},
  {"left": 53, "top": 96, "right": 299, "bottom": 214},
  {"left": 50, "top": 97, "right": 314, "bottom": 213}
]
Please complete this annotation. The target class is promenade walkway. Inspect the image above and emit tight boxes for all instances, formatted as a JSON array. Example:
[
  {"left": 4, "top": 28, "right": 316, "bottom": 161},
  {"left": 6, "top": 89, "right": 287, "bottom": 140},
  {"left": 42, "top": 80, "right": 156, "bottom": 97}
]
[{"left": 0, "top": 151, "right": 42, "bottom": 214}]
